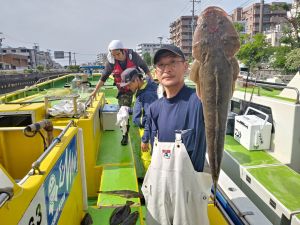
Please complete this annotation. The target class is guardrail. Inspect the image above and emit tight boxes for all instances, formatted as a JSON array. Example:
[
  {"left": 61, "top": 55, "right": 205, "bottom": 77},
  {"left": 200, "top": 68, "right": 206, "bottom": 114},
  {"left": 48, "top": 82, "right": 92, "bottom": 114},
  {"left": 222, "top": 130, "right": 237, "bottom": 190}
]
[
  {"left": 34, "top": 73, "right": 68, "bottom": 85},
  {"left": 248, "top": 82, "right": 300, "bottom": 104},
  {"left": 30, "top": 120, "right": 74, "bottom": 175}
]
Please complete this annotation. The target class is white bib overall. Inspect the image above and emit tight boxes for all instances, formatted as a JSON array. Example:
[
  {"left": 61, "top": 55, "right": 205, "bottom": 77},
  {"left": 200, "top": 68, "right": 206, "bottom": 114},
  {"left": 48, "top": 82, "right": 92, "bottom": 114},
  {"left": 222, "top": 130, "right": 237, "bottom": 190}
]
[{"left": 142, "top": 132, "right": 212, "bottom": 225}]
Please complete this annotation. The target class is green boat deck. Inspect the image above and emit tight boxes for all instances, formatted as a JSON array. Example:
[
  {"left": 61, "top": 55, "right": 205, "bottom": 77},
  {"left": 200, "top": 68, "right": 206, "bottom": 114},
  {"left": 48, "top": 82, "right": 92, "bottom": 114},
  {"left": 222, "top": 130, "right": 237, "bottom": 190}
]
[
  {"left": 97, "top": 131, "right": 133, "bottom": 166},
  {"left": 87, "top": 84, "right": 146, "bottom": 225},
  {"left": 224, "top": 135, "right": 280, "bottom": 166},
  {"left": 224, "top": 135, "right": 300, "bottom": 219},
  {"left": 88, "top": 128, "right": 145, "bottom": 224},
  {"left": 247, "top": 165, "right": 300, "bottom": 212},
  {"left": 97, "top": 165, "right": 140, "bottom": 207}
]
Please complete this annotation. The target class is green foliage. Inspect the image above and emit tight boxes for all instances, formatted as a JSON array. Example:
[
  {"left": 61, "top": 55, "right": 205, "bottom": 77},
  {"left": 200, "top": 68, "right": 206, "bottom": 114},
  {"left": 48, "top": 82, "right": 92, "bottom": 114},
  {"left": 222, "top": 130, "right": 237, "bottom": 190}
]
[
  {"left": 285, "top": 48, "right": 300, "bottom": 72},
  {"left": 234, "top": 22, "right": 244, "bottom": 33},
  {"left": 142, "top": 52, "right": 152, "bottom": 66},
  {"left": 272, "top": 2, "right": 300, "bottom": 48},
  {"left": 237, "top": 33, "right": 273, "bottom": 70},
  {"left": 68, "top": 65, "right": 80, "bottom": 72},
  {"left": 270, "top": 46, "right": 291, "bottom": 71},
  {"left": 23, "top": 68, "right": 34, "bottom": 74},
  {"left": 36, "top": 65, "right": 44, "bottom": 72}
]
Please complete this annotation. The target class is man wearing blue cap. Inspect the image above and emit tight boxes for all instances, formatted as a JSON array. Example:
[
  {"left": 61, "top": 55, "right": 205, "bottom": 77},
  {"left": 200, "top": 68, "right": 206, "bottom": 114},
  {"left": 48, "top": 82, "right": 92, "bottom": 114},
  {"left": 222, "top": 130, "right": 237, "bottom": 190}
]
[
  {"left": 141, "top": 45, "right": 212, "bottom": 225},
  {"left": 120, "top": 68, "right": 158, "bottom": 167}
]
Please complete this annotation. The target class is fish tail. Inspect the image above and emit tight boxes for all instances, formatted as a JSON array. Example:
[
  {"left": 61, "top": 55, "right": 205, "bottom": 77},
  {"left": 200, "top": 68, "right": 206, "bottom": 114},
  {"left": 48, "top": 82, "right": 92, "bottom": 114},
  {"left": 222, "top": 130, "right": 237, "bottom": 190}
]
[{"left": 213, "top": 180, "right": 217, "bottom": 207}]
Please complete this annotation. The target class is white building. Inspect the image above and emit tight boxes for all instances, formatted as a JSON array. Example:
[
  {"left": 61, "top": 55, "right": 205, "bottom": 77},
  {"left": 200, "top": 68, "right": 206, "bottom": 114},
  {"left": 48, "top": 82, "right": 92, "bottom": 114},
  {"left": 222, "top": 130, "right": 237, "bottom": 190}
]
[
  {"left": 136, "top": 43, "right": 164, "bottom": 57},
  {"left": 264, "top": 24, "right": 284, "bottom": 46},
  {"left": 96, "top": 53, "right": 107, "bottom": 65},
  {"left": 1, "top": 46, "right": 54, "bottom": 69}
]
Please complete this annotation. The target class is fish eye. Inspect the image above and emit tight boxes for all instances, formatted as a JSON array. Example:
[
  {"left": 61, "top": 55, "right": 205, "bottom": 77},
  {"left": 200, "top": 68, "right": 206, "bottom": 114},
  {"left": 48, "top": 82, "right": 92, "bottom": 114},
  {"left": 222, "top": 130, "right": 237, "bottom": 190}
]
[{"left": 202, "top": 23, "right": 207, "bottom": 29}]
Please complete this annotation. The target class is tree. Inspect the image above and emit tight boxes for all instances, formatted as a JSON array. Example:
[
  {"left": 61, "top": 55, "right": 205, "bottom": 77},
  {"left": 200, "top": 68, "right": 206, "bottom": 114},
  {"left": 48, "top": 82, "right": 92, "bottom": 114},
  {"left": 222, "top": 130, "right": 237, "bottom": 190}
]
[
  {"left": 271, "top": 2, "right": 300, "bottom": 48},
  {"left": 234, "top": 22, "right": 244, "bottom": 33},
  {"left": 270, "top": 46, "right": 291, "bottom": 72},
  {"left": 285, "top": 48, "right": 300, "bottom": 72},
  {"left": 142, "top": 52, "right": 152, "bottom": 66},
  {"left": 236, "top": 33, "right": 273, "bottom": 70},
  {"left": 68, "top": 65, "right": 80, "bottom": 72},
  {"left": 36, "top": 65, "right": 44, "bottom": 72}
]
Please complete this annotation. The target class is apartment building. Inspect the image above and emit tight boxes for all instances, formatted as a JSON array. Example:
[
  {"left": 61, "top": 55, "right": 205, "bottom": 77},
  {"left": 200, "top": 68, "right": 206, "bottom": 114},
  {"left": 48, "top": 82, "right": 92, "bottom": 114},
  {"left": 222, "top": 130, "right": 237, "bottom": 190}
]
[
  {"left": 232, "top": 2, "right": 289, "bottom": 36},
  {"left": 136, "top": 43, "right": 164, "bottom": 58},
  {"left": 0, "top": 47, "right": 54, "bottom": 69},
  {"left": 169, "top": 16, "right": 198, "bottom": 59},
  {"left": 1, "top": 54, "right": 28, "bottom": 70},
  {"left": 96, "top": 53, "right": 107, "bottom": 65}
]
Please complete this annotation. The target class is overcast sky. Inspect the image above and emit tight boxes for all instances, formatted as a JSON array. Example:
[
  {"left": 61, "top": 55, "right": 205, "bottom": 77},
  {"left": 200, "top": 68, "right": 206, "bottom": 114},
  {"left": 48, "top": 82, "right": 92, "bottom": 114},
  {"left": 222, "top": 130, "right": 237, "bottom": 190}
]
[{"left": 0, "top": 0, "right": 293, "bottom": 65}]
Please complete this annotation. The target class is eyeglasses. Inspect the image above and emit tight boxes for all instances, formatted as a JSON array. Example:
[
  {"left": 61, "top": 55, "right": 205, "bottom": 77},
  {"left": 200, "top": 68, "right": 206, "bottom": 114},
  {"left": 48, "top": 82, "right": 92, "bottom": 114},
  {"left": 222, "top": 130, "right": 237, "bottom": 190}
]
[{"left": 155, "top": 60, "right": 185, "bottom": 71}]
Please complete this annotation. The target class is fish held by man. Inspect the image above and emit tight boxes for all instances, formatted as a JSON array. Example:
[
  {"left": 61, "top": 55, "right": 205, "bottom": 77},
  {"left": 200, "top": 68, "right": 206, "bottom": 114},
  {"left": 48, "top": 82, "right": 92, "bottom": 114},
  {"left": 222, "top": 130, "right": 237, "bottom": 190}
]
[{"left": 190, "top": 6, "right": 240, "bottom": 202}]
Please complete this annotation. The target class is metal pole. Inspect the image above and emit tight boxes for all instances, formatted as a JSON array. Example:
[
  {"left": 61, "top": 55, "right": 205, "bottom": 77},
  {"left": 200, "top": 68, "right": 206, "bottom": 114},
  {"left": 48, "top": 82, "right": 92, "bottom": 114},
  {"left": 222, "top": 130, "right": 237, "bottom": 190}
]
[
  {"left": 259, "top": 0, "right": 264, "bottom": 33},
  {"left": 192, "top": 0, "right": 195, "bottom": 39},
  {"left": 0, "top": 32, "right": 5, "bottom": 70},
  {"left": 69, "top": 52, "right": 72, "bottom": 66},
  {"left": 191, "top": 0, "right": 200, "bottom": 59},
  {"left": 73, "top": 52, "right": 76, "bottom": 66},
  {"left": 34, "top": 43, "right": 39, "bottom": 69}
]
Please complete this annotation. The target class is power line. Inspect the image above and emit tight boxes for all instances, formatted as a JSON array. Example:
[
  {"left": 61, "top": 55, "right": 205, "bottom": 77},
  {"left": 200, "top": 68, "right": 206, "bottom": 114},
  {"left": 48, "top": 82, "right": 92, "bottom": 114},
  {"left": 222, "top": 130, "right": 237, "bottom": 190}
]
[
  {"left": 174, "top": 1, "right": 192, "bottom": 19},
  {"left": 227, "top": 0, "right": 256, "bottom": 14}
]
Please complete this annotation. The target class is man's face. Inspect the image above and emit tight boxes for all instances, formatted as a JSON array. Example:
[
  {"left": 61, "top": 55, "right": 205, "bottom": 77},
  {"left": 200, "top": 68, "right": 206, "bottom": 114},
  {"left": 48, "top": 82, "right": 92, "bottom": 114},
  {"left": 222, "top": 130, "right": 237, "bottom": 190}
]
[
  {"left": 111, "top": 49, "right": 126, "bottom": 61},
  {"left": 154, "top": 55, "right": 187, "bottom": 88}
]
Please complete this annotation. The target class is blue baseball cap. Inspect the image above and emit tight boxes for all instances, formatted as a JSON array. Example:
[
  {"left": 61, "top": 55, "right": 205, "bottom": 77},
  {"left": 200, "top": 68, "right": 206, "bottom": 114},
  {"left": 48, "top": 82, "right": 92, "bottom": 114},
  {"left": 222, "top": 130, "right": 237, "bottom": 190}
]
[
  {"left": 153, "top": 44, "right": 185, "bottom": 64},
  {"left": 120, "top": 68, "right": 142, "bottom": 87}
]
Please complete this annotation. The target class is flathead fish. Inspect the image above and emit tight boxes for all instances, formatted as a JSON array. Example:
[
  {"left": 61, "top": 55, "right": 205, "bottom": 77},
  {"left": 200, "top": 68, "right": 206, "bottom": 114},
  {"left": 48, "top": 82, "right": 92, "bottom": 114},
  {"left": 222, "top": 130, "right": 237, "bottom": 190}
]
[
  {"left": 121, "top": 211, "right": 139, "bottom": 225},
  {"left": 109, "top": 201, "right": 134, "bottom": 225},
  {"left": 190, "top": 6, "right": 240, "bottom": 203},
  {"left": 97, "top": 190, "right": 144, "bottom": 199}
]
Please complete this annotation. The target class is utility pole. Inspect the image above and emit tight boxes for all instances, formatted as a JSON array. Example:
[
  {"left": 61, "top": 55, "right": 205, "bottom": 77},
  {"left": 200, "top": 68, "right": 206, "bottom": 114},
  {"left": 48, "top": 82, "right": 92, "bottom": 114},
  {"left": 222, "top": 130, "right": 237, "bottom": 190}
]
[
  {"left": 0, "top": 32, "right": 5, "bottom": 70},
  {"left": 73, "top": 52, "right": 76, "bottom": 66},
  {"left": 33, "top": 43, "right": 39, "bottom": 69},
  {"left": 191, "top": 0, "right": 201, "bottom": 39},
  {"left": 68, "top": 52, "right": 72, "bottom": 66},
  {"left": 157, "top": 37, "right": 163, "bottom": 47},
  {"left": 259, "top": 0, "right": 264, "bottom": 33}
]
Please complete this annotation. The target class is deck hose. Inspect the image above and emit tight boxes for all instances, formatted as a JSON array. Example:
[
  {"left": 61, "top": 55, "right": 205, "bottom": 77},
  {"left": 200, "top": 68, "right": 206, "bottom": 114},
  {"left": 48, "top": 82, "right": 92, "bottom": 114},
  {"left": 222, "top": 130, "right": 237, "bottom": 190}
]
[{"left": 23, "top": 120, "right": 54, "bottom": 149}]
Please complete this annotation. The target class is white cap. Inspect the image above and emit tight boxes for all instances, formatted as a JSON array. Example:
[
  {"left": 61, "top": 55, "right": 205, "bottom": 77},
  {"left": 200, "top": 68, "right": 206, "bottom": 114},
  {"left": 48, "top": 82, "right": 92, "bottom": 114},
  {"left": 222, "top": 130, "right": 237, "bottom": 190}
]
[{"left": 108, "top": 40, "right": 124, "bottom": 51}]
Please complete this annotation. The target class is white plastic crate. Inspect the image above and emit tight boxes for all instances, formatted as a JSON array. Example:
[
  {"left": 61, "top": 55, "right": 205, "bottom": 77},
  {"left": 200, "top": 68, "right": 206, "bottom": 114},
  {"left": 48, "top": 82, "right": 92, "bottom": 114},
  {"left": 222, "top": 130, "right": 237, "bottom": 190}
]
[{"left": 234, "top": 107, "right": 272, "bottom": 150}]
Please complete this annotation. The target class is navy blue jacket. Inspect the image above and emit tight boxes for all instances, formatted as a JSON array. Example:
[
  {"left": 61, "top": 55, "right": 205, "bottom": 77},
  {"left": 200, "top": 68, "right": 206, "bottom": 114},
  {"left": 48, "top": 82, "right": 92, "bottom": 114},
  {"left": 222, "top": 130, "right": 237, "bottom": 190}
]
[
  {"left": 133, "top": 78, "right": 158, "bottom": 142},
  {"left": 144, "top": 85, "right": 206, "bottom": 172}
]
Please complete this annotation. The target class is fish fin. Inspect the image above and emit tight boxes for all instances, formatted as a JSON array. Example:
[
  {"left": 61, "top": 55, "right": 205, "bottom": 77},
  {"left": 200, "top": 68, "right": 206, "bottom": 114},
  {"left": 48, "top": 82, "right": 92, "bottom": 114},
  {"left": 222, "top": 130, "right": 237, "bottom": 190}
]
[
  {"left": 189, "top": 60, "right": 201, "bottom": 83},
  {"left": 189, "top": 60, "right": 202, "bottom": 99},
  {"left": 230, "top": 57, "right": 239, "bottom": 95}
]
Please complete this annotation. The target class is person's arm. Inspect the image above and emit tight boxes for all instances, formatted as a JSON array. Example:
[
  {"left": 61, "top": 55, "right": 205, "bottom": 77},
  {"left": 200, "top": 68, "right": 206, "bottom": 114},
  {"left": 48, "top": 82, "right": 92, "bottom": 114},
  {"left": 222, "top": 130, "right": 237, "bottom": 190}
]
[
  {"left": 141, "top": 107, "right": 151, "bottom": 152},
  {"left": 91, "top": 61, "right": 112, "bottom": 97},
  {"left": 132, "top": 51, "right": 153, "bottom": 79},
  {"left": 133, "top": 98, "right": 143, "bottom": 127},
  {"left": 91, "top": 80, "right": 104, "bottom": 97}
]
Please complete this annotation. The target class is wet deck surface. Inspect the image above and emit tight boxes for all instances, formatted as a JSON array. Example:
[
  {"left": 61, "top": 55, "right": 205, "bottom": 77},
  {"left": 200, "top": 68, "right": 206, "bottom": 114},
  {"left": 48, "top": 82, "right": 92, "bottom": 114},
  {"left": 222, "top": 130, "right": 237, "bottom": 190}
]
[{"left": 224, "top": 135, "right": 279, "bottom": 166}]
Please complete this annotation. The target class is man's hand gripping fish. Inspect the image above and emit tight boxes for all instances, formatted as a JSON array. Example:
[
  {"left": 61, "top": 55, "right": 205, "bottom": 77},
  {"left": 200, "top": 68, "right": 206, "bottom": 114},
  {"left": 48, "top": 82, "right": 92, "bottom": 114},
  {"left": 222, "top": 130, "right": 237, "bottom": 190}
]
[{"left": 190, "top": 6, "right": 240, "bottom": 204}]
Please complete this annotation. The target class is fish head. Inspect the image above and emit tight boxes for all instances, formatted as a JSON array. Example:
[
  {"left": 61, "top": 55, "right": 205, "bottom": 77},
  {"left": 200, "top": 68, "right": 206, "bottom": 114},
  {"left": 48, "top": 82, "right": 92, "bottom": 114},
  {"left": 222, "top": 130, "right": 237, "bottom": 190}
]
[{"left": 193, "top": 6, "right": 240, "bottom": 60}]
